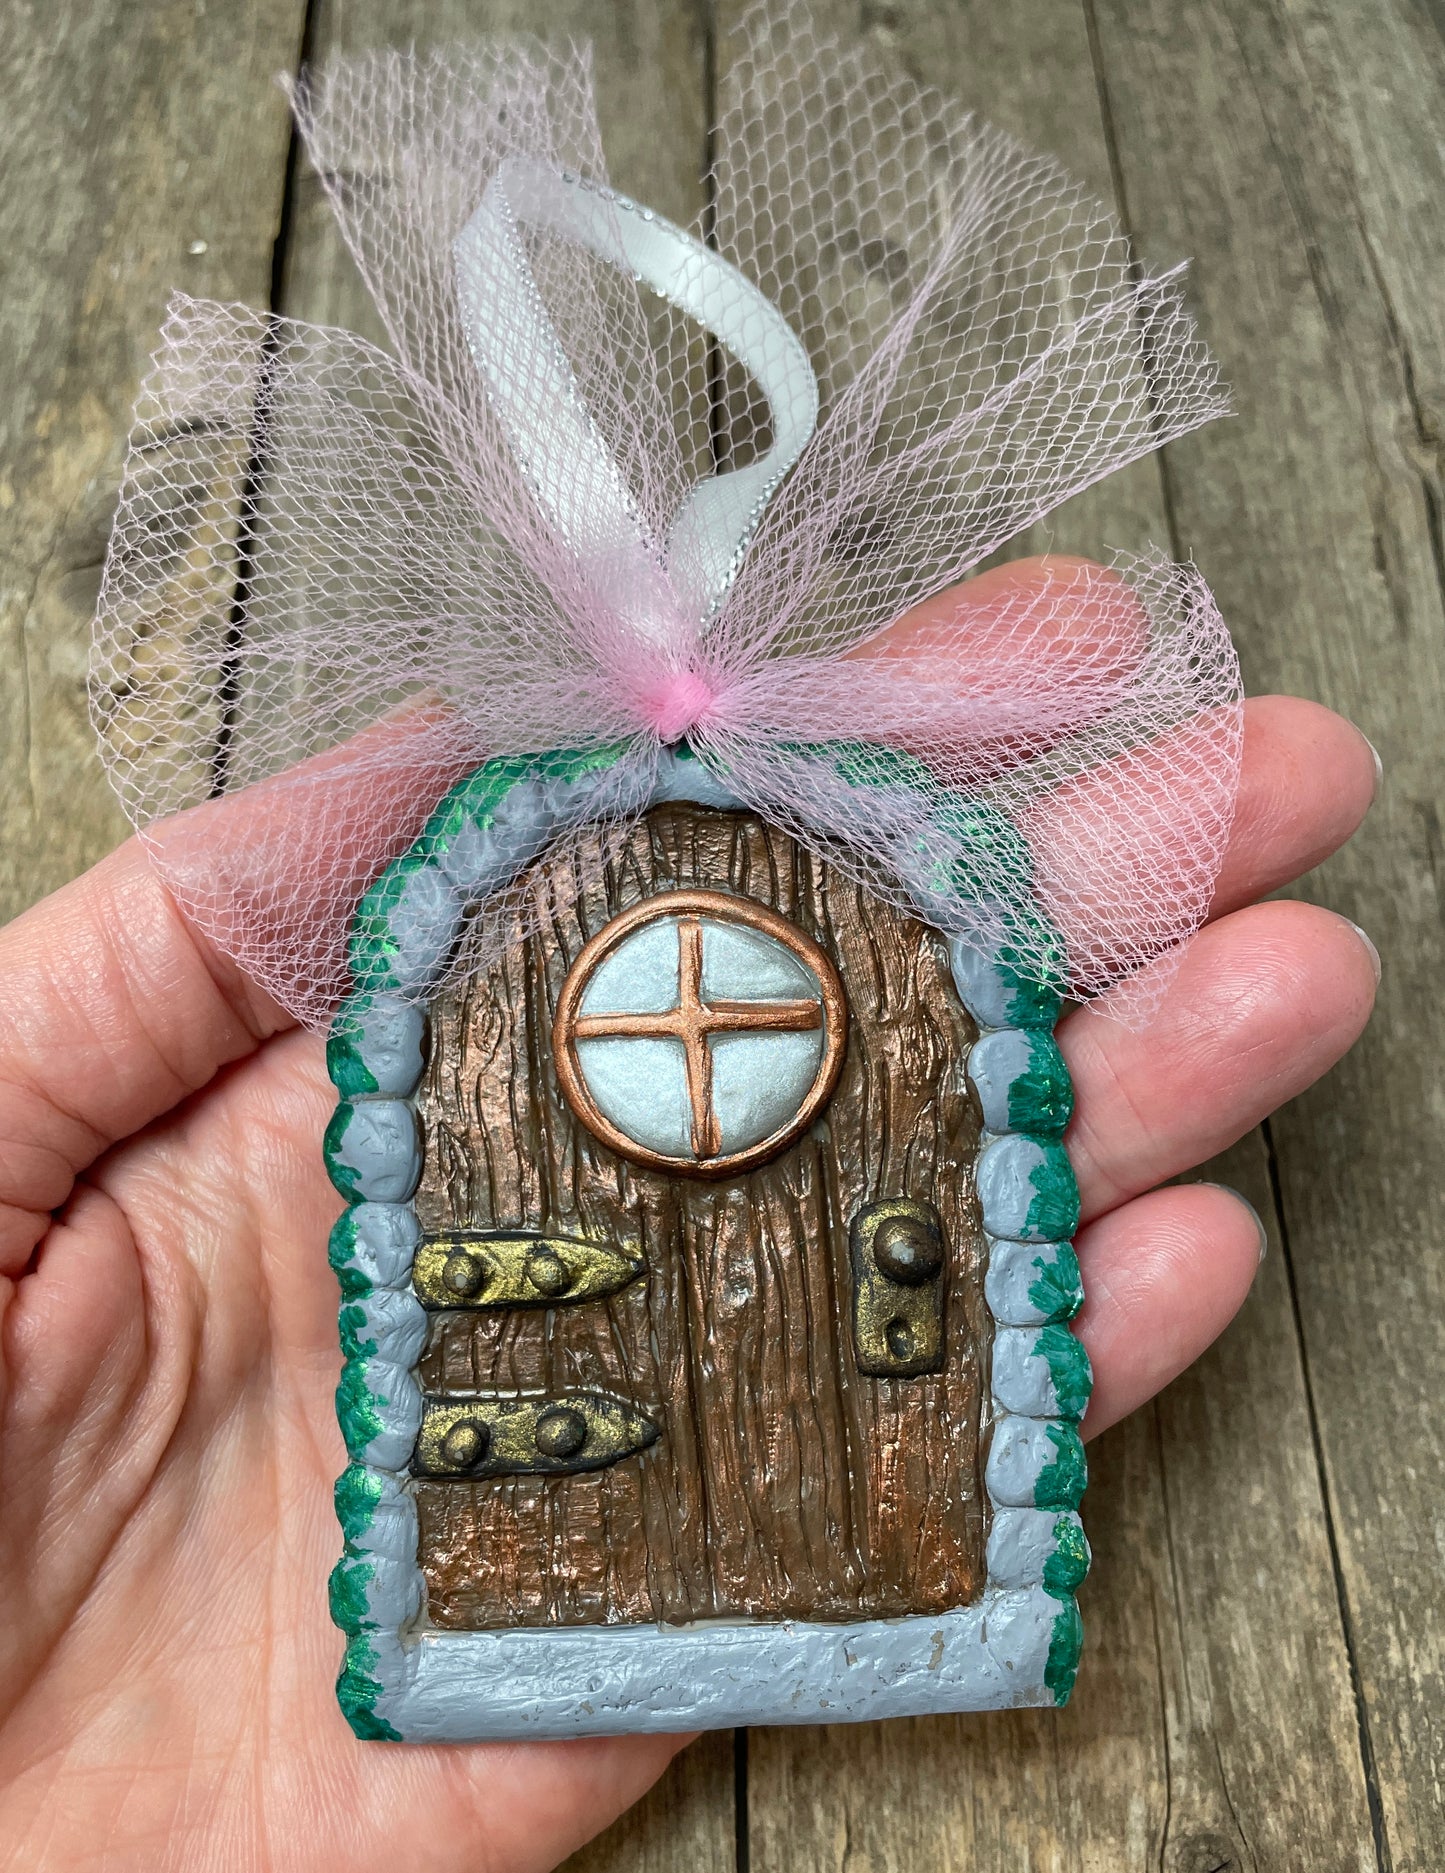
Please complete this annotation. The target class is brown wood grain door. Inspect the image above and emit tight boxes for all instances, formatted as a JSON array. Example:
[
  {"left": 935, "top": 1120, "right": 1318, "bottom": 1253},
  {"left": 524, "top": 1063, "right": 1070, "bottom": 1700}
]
[{"left": 413, "top": 803, "right": 990, "bottom": 1628}]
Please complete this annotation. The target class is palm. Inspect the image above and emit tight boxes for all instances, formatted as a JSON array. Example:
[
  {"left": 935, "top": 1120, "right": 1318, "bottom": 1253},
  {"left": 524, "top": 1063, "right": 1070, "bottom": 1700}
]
[
  {"left": 0, "top": 692, "right": 1376, "bottom": 1872},
  {"left": 0, "top": 1024, "right": 685, "bottom": 1872}
]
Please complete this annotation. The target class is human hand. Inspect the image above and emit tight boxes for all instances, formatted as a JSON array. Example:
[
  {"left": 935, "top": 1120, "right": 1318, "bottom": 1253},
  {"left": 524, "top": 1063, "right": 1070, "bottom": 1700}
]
[{"left": 0, "top": 565, "right": 1377, "bottom": 1872}]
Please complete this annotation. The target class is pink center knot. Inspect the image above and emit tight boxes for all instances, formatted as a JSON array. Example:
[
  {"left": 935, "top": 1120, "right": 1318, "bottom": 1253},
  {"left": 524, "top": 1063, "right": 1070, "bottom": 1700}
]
[{"left": 640, "top": 669, "right": 719, "bottom": 744}]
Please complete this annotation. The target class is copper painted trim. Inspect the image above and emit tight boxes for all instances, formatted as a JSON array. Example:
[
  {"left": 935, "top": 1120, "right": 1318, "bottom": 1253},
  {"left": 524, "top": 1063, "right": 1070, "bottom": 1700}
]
[{"left": 552, "top": 887, "right": 848, "bottom": 1179}]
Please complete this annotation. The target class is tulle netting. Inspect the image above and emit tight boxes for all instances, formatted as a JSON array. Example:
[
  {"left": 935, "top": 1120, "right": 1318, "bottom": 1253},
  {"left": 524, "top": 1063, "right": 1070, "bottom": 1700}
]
[{"left": 91, "top": 5, "right": 1242, "bottom": 1030}]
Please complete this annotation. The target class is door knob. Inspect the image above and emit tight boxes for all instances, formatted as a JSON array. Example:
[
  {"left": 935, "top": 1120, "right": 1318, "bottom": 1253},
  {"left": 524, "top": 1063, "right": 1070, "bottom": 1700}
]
[{"left": 850, "top": 1199, "right": 947, "bottom": 1377}]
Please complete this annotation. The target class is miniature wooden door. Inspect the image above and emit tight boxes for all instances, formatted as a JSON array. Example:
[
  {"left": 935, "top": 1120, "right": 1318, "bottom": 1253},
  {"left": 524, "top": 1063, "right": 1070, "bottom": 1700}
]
[{"left": 411, "top": 802, "right": 990, "bottom": 1628}]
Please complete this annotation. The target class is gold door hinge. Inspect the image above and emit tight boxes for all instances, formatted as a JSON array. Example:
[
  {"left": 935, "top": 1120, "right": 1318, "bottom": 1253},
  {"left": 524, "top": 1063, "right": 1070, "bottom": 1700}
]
[
  {"left": 412, "top": 1231, "right": 644, "bottom": 1310},
  {"left": 412, "top": 1390, "right": 661, "bottom": 1478}
]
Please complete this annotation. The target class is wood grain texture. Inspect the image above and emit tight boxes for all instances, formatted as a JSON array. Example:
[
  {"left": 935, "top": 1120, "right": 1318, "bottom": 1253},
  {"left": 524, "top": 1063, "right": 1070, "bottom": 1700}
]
[
  {"left": 0, "top": 0, "right": 307, "bottom": 923},
  {"left": 1090, "top": 3, "right": 1445, "bottom": 1864},
  {"left": 413, "top": 804, "right": 989, "bottom": 1627},
  {"left": 729, "top": 2, "right": 1383, "bottom": 1869},
  {"left": 286, "top": 0, "right": 710, "bottom": 335}
]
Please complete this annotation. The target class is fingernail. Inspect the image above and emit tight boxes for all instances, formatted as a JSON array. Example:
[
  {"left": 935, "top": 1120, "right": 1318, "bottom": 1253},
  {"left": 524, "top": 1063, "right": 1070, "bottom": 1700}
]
[
  {"left": 1346, "top": 920, "right": 1382, "bottom": 984},
  {"left": 1200, "top": 1182, "right": 1269, "bottom": 1262},
  {"left": 1360, "top": 731, "right": 1384, "bottom": 800}
]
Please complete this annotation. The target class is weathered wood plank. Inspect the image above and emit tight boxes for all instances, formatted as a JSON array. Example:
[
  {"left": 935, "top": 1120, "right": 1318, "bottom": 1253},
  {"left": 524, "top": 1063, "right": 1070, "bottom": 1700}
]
[
  {"left": 726, "top": 2, "right": 1379, "bottom": 1867},
  {"left": 0, "top": 0, "right": 307, "bottom": 923},
  {"left": 286, "top": 0, "right": 712, "bottom": 329},
  {"left": 564, "top": 1729, "right": 737, "bottom": 1873},
  {"left": 1089, "top": 2, "right": 1445, "bottom": 1864},
  {"left": 1150, "top": 1139, "right": 1381, "bottom": 1873}
]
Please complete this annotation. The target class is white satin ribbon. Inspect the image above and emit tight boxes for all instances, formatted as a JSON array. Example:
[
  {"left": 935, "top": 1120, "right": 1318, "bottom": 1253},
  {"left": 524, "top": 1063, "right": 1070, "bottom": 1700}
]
[{"left": 454, "top": 158, "right": 818, "bottom": 642}]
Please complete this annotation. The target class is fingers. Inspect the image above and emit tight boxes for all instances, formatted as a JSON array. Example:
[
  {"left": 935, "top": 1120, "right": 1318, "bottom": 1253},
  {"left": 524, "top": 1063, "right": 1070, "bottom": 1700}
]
[
  {"left": 144, "top": 698, "right": 476, "bottom": 1026},
  {"left": 0, "top": 703, "right": 470, "bottom": 1270},
  {"left": 891, "top": 559, "right": 1376, "bottom": 932},
  {"left": 1022, "top": 688, "right": 1374, "bottom": 954},
  {"left": 433, "top": 1735, "right": 695, "bottom": 1873},
  {"left": 1075, "top": 1181, "right": 1265, "bottom": 1438},
  {"left": 0, "top": 842, "right": 288, "bottom": 1271},
  {"left": 858, "top": 554, "right": 1141, "bottom": 676},
  {"left": 1062, "top": 899, "right": 1378, "bottom": 1224},
  {"left": 846, "top": 555, "right": 1149, "bottom": 754},
  {"left": 1208, "top": 693, "right": 1377, "bottom": 918},
  {"left": 733, "top": 554, "right": 1155, "bottom": 776}
]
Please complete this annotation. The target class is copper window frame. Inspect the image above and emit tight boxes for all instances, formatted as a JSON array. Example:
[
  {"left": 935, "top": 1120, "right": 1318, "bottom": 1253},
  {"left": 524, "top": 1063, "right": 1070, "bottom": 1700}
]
[{"left": 552, "top": 887, "right": 848, "bottom": 1179}]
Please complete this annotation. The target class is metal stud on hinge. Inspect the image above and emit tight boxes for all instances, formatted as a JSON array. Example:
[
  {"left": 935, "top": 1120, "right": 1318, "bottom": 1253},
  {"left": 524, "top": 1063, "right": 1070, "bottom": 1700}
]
[{"left": 850, "top": 1198, "right": 947, "bottom": 1377}]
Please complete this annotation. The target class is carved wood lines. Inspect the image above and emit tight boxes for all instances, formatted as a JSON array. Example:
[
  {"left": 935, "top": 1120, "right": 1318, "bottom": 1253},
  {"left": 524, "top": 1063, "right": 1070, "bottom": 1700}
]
[
  {"left": 417, "top": 899, "right": 704, "bottom": 1629},
  {"left": 412, "top": 804, "right": 987, "bottom": 1627}
]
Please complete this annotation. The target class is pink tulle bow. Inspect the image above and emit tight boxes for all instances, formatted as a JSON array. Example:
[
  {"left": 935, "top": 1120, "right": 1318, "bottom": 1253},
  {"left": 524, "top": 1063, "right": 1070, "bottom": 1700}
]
[
  {"left": 638, "top": 671, "right": 723, "bottom": 743},
  {"left": 91, "top": 10, "right": 1243, "bottom": 1030}
]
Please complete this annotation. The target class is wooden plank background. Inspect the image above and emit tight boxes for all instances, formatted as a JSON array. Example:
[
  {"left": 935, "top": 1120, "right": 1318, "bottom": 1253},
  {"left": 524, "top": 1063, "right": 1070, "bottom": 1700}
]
[{"left": 2, "top": 1, "right": 1439, "bottom": 1868}]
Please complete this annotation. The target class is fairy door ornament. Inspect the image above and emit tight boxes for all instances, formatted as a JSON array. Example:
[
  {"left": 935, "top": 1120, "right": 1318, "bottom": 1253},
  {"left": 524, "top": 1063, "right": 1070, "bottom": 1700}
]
[{"left": 90, "top": 13, "right": 1243, "bottom": 1742}]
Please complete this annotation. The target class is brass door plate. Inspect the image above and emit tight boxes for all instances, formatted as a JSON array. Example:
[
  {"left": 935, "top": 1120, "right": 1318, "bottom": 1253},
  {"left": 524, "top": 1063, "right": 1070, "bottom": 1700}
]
[
  {"left": 412, "top": 1390, "right": 662, "bottom": 1478},
  {"left": 850, "top": 1198, "right": 947, "bottom": 1377},
  {"left": 412, "top": 1231, "right": 645, "bottom": 1310}
]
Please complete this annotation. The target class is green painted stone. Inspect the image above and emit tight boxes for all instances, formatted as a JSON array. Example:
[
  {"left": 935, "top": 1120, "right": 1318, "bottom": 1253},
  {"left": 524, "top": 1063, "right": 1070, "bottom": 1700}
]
[
  {"left": 336, "top": 1635, "right": 400, "bottom": 1741},
  {"left": 903, "top": 805, "right": 1034, "bottom": 910},
  {"left": 338, "top": 1301, "right": 377, "bottom": 1363},
  {"left": 334, "top": 1462, "right": 385, "bottom": 1547},
  {"left": 327, "top": 995, "right": 382, "bottom": 1099},
  {"left": 326, "top": 1034, "right": 379, "bottom": 1099},
  {"left": 420, "top": 742, "right": 630, "bottom": 869},
  {"left": 328, "top": 1554, "right": 373, "bottom": 1635},
  {"left": 995, "top": 949, "right": 1063, "bottom": 1028},
  {"left": 828, "top": 741, "right": 934, "bottom": 793},
  {"left": 336, "top": 1359, "right": 385, "bottom": 1461},
  {"left": 532, "top": 740, "right": 631, "bottom": 786},
  {"left": 1026, "top": 1241, "right": 1083, "bottom": 1321},
  {"left": 988, "top": 903, "right": 1067, "bottom": 1028},
  {"left": 1006, "top": 1033, "right": 1074, "bottom": 1137},
  {"left": 327, "top": 1208, "right": 372, "bottom": 1301},
  {"left": 353, "top": 849, "right": 446, "bottom": 994},
  {"left": 422, "top": 754, "right": 538, "bottom": 857},
  {"left": 931, "top": 795, "right": 1034, "bottom": 879},
  {"left": 322, "top": 1103, "right": 363, "bottom": 1203},
  {"left": 1035, "top": 1324, "right": 1093, "bottom": 1420},
  {"left": 1044, "top": 1593, "right": 1084, "bottom": 1706},
  {"left": 1033, "top": 1422, "right": 1087, "bottom": 1509},
  {"left": 1042, "top": 1515, "right": 1092, "bottom": 1596},
  {"left": 1024, "top": 1144, "right": 1081, "bottom": 1241}
]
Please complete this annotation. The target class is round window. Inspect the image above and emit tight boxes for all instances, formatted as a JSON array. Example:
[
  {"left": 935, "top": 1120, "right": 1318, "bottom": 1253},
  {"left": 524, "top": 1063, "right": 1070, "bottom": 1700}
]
[{"left": 552, "top": 889, "right": 848, "bottom": 1178}]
